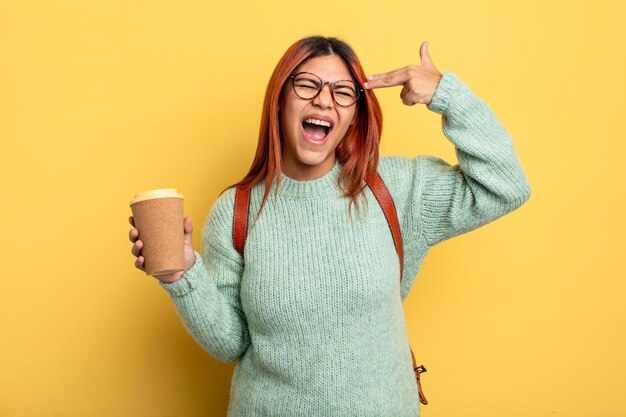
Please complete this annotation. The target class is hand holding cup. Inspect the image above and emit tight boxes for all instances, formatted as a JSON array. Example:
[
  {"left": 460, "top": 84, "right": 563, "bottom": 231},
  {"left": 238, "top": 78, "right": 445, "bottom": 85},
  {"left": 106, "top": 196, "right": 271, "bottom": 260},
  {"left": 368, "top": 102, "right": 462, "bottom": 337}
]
[
  {"left": 128, "top": 188, "right": 195, "bottom": 283},
  {"left": 128, "top": 215, "right": 196, "bottom": 283}
]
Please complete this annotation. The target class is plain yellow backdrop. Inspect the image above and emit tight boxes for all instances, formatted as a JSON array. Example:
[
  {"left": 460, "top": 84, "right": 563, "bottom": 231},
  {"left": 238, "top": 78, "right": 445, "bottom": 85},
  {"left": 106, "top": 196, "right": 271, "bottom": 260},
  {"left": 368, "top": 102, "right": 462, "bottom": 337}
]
[{"left": 1, "top": 0, "right": 625, "bottom": 416}]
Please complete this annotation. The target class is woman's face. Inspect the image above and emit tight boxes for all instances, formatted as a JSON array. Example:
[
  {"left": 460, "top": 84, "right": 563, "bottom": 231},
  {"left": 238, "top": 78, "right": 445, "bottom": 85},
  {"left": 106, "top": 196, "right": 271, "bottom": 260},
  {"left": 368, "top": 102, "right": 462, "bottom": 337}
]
[{"left": 279, "top": 54, "right": 358, "bottom": 181}]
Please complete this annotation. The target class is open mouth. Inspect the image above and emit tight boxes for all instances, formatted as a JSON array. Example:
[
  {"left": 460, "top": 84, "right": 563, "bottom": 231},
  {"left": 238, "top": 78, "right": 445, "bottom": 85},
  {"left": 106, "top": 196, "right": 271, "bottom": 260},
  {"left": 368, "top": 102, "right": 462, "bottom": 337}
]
[{"left": 301, "top": 118, "right": 333, "bottom": 142}]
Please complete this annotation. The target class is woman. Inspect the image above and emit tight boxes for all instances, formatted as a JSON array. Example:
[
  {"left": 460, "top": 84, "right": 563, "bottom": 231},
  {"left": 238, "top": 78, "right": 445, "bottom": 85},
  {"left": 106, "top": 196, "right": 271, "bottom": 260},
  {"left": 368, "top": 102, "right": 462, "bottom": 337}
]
[{"left": 128, "top": 35, "right": 531, "bottom": 416}]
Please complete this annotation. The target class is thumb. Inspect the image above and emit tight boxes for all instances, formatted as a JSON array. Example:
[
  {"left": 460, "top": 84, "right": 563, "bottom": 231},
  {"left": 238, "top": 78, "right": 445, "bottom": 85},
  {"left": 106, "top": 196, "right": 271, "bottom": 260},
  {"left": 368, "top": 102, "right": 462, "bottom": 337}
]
[{"left": 419, "top": 41, "right": 433, "bottom": 67}]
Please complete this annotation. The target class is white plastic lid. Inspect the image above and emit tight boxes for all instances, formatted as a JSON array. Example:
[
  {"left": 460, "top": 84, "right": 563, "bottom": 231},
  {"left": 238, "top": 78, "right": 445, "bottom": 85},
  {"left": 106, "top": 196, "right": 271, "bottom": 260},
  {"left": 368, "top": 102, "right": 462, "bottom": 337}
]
[{"left": 129, "top": 188, "right": 184, "bottom": 206}]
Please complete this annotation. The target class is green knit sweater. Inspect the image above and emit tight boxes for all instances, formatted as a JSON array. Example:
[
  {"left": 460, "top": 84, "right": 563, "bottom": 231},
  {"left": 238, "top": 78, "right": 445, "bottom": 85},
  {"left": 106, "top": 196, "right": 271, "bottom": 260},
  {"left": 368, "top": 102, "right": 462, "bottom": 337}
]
[{"left": 159, "top": 71, "right": 531, "bottom": 416}]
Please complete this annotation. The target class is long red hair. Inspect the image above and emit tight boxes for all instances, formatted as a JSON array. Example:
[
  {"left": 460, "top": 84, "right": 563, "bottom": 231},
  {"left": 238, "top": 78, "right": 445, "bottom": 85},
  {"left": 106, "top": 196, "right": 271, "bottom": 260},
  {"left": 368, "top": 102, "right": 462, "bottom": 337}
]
[{"left": 222, "top": 36, "right": 383, "bottom": 226}]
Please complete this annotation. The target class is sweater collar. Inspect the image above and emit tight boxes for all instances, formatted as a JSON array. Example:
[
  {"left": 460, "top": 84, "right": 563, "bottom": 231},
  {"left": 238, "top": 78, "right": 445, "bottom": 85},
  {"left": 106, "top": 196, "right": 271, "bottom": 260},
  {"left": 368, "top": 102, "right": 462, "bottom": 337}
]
[{"left": 270, "top": 159, "right": 344, "bottom": 199}]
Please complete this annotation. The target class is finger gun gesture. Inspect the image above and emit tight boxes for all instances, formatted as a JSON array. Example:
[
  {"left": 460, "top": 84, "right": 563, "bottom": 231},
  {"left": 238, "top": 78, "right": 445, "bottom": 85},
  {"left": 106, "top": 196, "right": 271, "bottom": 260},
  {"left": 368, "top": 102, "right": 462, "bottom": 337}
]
[{"left": 364, "top": 41, "right": 443, "bottom": 106}]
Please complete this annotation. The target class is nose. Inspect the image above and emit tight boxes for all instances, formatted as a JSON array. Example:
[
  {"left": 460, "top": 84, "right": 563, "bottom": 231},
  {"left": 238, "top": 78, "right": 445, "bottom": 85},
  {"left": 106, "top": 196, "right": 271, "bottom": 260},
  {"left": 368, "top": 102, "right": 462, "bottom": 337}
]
[{"left": 312, "top": 82, "right": 334, "bottom": 108}]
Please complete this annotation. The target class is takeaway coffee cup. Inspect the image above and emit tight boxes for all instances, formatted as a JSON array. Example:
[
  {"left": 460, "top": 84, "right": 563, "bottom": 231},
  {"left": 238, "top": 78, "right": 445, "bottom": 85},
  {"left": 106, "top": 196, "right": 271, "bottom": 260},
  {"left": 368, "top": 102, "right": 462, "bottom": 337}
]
[{"left": 129, "top": 188, "right": 185, "bottom": 277}]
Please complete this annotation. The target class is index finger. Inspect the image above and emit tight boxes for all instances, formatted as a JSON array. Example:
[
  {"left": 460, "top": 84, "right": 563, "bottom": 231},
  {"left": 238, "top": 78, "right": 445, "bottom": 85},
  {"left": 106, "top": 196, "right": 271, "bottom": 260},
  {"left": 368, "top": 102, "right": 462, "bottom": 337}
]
[{"left": 364, "top": 67, "right": 411, "bottom": 90}]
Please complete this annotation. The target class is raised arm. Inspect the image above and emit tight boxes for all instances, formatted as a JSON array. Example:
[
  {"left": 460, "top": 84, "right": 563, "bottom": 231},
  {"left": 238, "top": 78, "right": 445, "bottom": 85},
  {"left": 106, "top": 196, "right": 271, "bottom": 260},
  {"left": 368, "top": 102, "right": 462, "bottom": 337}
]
[
  {"left": 159, "top": 187, "right": 250, "bottom": 363},
  {"left": 367, "top": 41, "right": 530, "bottom": 248},
  {"left": 416, "top": 71, "right": 531, "bottom": 246}
]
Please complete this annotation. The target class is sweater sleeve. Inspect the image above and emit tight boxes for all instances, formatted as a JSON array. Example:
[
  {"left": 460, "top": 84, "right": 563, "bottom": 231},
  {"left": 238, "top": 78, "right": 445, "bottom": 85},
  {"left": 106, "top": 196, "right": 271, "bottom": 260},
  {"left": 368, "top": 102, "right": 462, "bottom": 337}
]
[
  {"left": 158, "top": 187, "right": 250, "bottom": 363},
  {"left": 418, "top": 71, "right": 531, "bottom": 247},
  {"left": 378, "top": 71, "right": 531, "bottom": 301}
]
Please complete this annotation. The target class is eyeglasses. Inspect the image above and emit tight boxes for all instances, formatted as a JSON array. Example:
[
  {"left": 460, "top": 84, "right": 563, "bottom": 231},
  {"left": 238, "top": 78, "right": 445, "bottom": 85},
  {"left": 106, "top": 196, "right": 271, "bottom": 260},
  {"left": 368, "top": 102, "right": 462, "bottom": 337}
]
[{"left": 288, "top": 72, "right": 363, "bottom": 107}]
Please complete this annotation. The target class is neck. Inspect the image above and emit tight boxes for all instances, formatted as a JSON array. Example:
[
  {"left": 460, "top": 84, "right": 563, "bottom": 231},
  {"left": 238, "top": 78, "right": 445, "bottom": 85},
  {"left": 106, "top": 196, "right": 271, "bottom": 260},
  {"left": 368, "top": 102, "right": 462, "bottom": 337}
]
[{"left": 281, "top": 157, "right": 337, "bottom": 181}]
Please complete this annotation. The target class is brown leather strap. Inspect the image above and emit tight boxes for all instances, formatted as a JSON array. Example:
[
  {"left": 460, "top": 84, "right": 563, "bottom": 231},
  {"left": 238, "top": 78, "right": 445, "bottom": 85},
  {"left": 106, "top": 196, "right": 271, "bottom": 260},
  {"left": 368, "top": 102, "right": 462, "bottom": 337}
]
[
  {"left": 366, "top": 172, "right": 428, "bottom": 405},
  {"left": 411, "top": 349, "right": 429, "bottom": 405},
  {"left": 365, "top": 172, "right": 404, "bottom": 280},
  {"left": 233, "top": 186, "right": 251, "bottom": 257}
]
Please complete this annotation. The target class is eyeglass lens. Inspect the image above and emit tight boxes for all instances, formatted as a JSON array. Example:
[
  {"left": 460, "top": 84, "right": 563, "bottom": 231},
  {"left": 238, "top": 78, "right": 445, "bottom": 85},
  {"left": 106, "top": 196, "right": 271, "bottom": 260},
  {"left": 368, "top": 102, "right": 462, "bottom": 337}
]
[{"left": 292, "top": 73, "right": 359, "bottom": 106}]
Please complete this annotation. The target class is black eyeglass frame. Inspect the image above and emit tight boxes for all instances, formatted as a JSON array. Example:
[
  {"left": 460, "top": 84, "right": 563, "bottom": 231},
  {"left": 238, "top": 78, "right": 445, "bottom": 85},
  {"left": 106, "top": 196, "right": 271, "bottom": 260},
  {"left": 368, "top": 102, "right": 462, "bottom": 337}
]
[{"left": 288, "top": 72, "right": 364, "bottom": 107}]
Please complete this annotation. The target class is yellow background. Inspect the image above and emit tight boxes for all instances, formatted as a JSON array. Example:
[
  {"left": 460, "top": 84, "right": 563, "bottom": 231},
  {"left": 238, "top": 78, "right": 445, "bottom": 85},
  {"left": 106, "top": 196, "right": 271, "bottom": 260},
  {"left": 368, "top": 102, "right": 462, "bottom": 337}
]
[{"left": 2, "top": 0, "right": 625, "bottom": 416}]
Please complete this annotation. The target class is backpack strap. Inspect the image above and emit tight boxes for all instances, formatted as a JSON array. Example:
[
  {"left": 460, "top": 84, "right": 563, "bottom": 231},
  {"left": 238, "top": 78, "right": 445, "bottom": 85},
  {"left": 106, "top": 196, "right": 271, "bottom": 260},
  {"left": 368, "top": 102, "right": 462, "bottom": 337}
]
[
  {"left": 233, "top": 174, "right": 428, "bottom": 405},
  {"left": 366, "top": 172, "right": 428, "bottom": 405},
  {"left": 233, "top": 185, "right": 251, "bottom": 257},
  {"left": 365, "top": 172, "right": 404, "bottom": 280}
]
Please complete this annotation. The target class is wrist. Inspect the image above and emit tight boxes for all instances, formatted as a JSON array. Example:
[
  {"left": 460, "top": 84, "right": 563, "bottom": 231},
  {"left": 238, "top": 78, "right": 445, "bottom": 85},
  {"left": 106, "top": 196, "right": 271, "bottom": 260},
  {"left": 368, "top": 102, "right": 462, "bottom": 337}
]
[{"left": 156, "top": 270, "right": 185, "bottom": 284}]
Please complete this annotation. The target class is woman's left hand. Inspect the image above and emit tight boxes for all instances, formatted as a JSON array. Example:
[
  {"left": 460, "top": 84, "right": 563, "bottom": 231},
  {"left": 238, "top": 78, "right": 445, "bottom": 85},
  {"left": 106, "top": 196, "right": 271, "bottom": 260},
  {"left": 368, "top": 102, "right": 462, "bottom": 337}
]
[{"left": 363, "top": 41, "right": 443, "bottom": 106}]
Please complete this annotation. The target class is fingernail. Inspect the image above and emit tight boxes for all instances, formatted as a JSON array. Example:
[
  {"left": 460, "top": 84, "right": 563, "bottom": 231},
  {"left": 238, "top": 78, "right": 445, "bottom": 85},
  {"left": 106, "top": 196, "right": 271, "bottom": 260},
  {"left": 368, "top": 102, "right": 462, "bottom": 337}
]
[
  {"left": 367, "top": 75, "right": 373, "bottom": 80},
  {"left": 363, "top": 82, "right": 369, "bottom": 88}
]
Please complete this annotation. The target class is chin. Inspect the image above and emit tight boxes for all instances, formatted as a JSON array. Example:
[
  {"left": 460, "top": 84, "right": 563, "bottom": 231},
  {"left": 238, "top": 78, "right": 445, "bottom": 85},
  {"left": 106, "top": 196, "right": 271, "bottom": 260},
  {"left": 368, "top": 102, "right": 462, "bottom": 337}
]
[{"left": 297, "top": 149, "right": 332, "bottom": 166}]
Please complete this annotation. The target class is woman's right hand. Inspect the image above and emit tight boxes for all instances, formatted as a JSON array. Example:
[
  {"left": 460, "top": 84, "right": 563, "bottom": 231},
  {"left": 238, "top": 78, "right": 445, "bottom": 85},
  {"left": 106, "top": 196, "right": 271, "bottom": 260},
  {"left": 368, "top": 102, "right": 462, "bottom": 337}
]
[{"left": 128, "top": 215, "right": 196, "bottom": 283}]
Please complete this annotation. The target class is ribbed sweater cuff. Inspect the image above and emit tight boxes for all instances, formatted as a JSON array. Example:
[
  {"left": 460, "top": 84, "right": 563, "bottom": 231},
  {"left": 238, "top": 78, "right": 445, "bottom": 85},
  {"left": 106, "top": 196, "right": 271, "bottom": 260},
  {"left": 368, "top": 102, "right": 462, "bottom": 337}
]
[
  {"left": 426, "top": 71, "right": 459, "bottom": 114},
  {"left": 158, "top": 251, "right": 204, "bottom": 297}
]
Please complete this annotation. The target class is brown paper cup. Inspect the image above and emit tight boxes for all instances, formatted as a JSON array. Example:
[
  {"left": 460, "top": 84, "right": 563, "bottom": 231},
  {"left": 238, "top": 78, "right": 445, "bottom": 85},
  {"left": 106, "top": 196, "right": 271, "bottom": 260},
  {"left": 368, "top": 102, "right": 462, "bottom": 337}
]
[{"left": 129, "top": 188, "right": 185, "bottom": 277}]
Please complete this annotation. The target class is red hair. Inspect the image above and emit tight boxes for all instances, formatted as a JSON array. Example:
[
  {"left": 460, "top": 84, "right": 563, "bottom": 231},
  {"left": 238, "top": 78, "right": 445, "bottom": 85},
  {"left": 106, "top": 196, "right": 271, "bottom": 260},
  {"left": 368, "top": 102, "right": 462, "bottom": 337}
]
[{"left": 222, "top": 36, "right": 383, "bottom": 226}]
